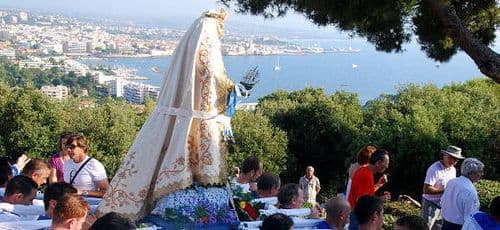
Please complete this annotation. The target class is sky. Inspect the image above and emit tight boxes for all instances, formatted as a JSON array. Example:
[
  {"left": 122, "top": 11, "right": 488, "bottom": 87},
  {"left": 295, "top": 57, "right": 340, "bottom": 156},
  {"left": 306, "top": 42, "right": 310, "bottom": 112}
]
[
  {"left": 1, "top": 0, "right": 497, "bottom": 48},
  {"left": 0, "top": 0, "right": 342, "bottom": 36}
]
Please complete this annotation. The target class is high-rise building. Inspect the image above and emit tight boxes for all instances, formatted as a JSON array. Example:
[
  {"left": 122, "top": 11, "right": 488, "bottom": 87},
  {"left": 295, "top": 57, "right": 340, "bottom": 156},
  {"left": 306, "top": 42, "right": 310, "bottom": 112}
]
[
  {"left": 122, "top": 82, "right": 160, "bottom": 104},
  {"left": 123, "top": 83, "right": 144, "bottom": 104},
  {"left": 0, "top": 30, "right": 11, "bottom": 41},
  {"left": 19, "top": 12, "right": 28, "bottom": 22},
  {"left": 6, "top": 16, "right": 18, "bottom": 24},
  {"left": 110, "top": 77, "right": 127, "bottom": 97}
]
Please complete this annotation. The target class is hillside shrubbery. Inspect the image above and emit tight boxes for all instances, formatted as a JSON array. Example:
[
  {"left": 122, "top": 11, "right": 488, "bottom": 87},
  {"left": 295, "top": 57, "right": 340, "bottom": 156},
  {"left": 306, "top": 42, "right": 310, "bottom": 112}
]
[
  {"left": 257, "top": 79, "right": 499, "bottom": 198},
  {"left": 0, "top": 65, "right": 498, "bottom": 199},
  {"left": 476, "top": 179, "right": 500, "bottom": 213}
]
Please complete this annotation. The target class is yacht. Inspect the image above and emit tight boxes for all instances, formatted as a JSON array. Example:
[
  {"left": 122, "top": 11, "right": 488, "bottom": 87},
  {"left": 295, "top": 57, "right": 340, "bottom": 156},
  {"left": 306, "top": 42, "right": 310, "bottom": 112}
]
[{"left": 151, "top": 66, "right": 160, "bottom": 73}]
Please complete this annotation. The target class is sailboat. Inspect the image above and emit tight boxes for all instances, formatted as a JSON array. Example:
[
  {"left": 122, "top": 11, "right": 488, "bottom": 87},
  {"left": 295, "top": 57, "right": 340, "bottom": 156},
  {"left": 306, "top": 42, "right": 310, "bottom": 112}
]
[{"left": 274, "top": 58, "right": 281, "bottom": 71}]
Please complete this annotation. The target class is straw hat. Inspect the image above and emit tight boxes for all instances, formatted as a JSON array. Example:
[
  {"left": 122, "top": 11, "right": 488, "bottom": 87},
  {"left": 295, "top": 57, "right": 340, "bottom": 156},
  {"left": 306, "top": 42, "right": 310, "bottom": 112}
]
[{"left": 441, "top": 145, "right": 465, "bottom": 159}]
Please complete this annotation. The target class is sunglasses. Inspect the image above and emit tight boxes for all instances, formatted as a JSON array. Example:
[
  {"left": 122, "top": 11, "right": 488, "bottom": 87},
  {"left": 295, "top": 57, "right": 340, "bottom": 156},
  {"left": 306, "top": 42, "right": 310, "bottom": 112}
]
[{"left": 66, "top": 144, "right": 79, "bottom": 149}]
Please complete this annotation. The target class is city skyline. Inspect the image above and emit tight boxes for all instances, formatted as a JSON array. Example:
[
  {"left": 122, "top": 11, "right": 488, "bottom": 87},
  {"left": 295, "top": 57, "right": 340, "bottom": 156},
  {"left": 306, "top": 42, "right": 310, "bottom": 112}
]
[{"left": 0, "top": 0, "right": 343, "bottom": 36}]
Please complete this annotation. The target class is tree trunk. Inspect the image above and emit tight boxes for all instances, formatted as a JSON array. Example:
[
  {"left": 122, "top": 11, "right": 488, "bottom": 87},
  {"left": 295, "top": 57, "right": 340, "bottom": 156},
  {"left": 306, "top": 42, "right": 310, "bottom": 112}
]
[{"left": 425, "top": 0, "right": 500, "bottom": 83}]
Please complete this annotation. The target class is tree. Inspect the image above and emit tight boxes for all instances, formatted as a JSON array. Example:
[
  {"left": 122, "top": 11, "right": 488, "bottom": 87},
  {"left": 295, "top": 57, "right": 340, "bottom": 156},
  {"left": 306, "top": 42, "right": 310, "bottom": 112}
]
[
  {"left": 220, "top": 0, "right": 500, "bottom": 82},
  {"left": 229, "top": 110, "right": 288, "bottom": 175},
  {"left": 0, "top": 83, "right": 65, "bottom": 160},
  {"left": 258, "top": 88, "right": 364, "bottom": 188},
  {"left": 361, "top": 79, "right": 499, "bottom": 197},
  {"left": 62, "top": 98, "right": 144, "bottom": 177}
]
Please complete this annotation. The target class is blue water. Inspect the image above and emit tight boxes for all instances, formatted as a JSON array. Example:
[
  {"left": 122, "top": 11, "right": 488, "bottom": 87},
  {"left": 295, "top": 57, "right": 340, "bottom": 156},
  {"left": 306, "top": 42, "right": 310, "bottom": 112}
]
[{"left": 80, "top": 40, "right": 485, "bottom": 103}]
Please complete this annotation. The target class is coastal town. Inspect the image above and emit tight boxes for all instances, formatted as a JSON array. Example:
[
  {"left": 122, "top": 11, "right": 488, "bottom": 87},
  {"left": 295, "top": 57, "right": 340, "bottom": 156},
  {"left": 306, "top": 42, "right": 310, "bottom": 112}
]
[{"left": 0, "top": 8, "right": 360, "bottom": 104}]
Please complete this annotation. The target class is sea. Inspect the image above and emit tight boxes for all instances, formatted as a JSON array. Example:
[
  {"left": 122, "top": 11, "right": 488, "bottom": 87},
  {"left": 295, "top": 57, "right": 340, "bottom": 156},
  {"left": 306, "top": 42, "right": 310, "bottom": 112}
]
[{"left": 79, "top": 39, "right": 487, "bottom": 104}]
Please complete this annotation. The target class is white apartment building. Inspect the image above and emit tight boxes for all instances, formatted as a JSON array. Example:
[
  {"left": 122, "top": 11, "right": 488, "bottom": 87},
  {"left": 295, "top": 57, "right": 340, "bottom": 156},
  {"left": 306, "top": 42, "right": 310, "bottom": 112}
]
[
  {"left": 236, "top": 103, "right": 258, "bottom": 111},
  {"left": 19, "top": 12, "right": 28, "bottom": 22},
  {"left": 63, "top": 41, "right": 87, "bottom": 54},
  {"left": 110, "top": 77, "right": 127, "bottom": 97},
  {"left": 40, "top": 85, "right": 69, "bottom": 100},
  {"left": 19, "top": 58, "right": 55, "bottom": 69},
  {"left": 123, "top": 82, "right": 160, "bottom": 104},
  {"left": 123, "top": 83, "right": 144, "bottom": 104},
  {"left": 41, "top": 43, "right": 64, "bottom": 54}
]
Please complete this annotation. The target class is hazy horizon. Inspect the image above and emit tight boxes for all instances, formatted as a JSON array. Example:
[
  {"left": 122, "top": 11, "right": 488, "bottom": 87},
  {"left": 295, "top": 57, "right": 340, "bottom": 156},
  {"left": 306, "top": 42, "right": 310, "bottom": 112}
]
[
  {"left": 0, "top": 0, "right": 349, "bottom": 37},
  {"left": 1, "top": 1, "right": 498, "bottom": 49}
]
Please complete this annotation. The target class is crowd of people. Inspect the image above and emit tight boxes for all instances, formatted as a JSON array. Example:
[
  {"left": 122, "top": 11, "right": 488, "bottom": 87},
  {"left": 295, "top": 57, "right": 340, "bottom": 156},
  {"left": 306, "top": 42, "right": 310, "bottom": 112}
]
[
  {"left": 0, "top": 131, "right": 499, "bottom": 230},
  {"left": 231, "top": 145, "right": 498, "bottom": 230},
  {"left": 0, "top": 132, "right": 123, "bottom": 229}
]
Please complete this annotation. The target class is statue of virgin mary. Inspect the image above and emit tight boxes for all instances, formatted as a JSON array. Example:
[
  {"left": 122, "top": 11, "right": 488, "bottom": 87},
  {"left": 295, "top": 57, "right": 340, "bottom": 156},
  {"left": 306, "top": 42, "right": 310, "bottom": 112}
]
[{"left": 95, "top": 10, "right": 248, "bottom": 223}]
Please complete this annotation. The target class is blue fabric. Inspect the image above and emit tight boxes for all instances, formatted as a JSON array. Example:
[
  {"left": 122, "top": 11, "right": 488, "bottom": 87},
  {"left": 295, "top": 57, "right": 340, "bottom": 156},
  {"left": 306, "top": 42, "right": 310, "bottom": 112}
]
[
  {"left": 37, "top": 215, "right": 51, "bottom": 220},
  {"left": 226, "top": 89, "right": 237, "bottom": 117},
  {"left": 348, "top": 213, "right": 358, "bottom": 230},
  {"left": 316, "top": 220, "right": 336, "bottom": 229},
  {"left": 11, "top": 165, "right": 20, "bottom": 176},
  {"left": 473, "top": 212, "right": 500, "bottom": 230},
  {"left": 150, "top": 185, "right": 238, "bottom": 227},
  {"left": 141, "top": 214, "right": 238, "bottom": 229}
]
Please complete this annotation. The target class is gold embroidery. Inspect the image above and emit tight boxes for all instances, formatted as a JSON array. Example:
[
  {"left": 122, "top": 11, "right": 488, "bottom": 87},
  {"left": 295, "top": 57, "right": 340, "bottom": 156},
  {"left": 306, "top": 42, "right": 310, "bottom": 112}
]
[
  {"left": 156, "top": 156, "right": 187, "bottom": 181},
  {"left": 101, "top": 151, "right": 147, "bottom": 210}
]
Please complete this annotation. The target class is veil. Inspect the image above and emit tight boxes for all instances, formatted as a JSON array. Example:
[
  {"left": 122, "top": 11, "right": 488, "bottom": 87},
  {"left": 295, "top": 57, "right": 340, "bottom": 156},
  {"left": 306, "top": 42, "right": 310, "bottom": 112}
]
[{"left": 95, "top": 9, "right": 234, "bottom": 221}]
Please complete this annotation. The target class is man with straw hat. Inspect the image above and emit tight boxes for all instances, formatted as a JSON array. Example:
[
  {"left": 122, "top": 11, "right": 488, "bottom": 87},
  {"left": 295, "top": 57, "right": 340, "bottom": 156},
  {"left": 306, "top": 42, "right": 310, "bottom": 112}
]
[{"left": 421, "top": 145, "right": 465, "bottom": 230}]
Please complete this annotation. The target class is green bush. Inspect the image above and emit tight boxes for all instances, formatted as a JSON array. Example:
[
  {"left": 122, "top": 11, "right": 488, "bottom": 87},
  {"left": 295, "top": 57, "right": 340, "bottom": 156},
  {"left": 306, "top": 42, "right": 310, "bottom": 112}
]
[
  {"left": 361, "top": 79, "right": 499, "bottom": 197},
  {"left": 383, "top": 201, "right": 421, "bottom": 229},
  {"left": 316, "top": 183, "right": 341, "bottom": 204},
  {"left": 258, "top": 88, "right": 363, "bottom": 187},
  {"left": 0, "top": 84, "right": 64, "bottom": 160},
  {"left": 475, "top": 179, "right": 500, "bottom": 212},
  {"left": 258, "top": 79, "right": 499, "bottom": 199},
  {"left": 228, "top": 110, "right": 288, "bottom": 175}
]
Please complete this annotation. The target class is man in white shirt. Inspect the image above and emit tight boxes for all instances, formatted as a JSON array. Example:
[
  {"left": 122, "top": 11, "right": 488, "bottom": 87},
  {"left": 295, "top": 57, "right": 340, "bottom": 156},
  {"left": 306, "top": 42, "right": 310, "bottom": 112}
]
[
  {"left": 63, "top": 134, "right": 109, "bottom": 198},
  {"left": 440, "top": 157, "right": 484, "bottom": 230},
  {"left": 420, "top": 145, "right": 464, "bottom": 229},
  {"left": 0, "top": 175, "right": 42, "bottom": 222},
  {"left": 299, "top": 166, "right": 321, "bottom": 204}
]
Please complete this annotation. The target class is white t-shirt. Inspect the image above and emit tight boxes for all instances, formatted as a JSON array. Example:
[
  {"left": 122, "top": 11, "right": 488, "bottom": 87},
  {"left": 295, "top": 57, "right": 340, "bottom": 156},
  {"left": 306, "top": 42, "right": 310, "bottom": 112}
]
[
  {"left": 440, "top": 176, "right": 480, "bottom": 225},
  {"left": 63, "top": 156, "right": 107, "bottom": 191},
  {"left": 422, "top": 161, "right": 456, "bottom": 203}
]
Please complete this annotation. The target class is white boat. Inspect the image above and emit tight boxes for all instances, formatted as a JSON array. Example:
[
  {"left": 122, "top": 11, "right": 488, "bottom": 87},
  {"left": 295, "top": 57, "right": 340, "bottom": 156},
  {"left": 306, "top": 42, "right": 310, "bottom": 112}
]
[
  {"left": 274, "top": 58, "right": 281, "bottom": 71},
  {"left": 151, "top": 66, "right": 160, "bottom": 73},
  {"left": 352, "top": 64, "right": 358, "bottom": 68}
]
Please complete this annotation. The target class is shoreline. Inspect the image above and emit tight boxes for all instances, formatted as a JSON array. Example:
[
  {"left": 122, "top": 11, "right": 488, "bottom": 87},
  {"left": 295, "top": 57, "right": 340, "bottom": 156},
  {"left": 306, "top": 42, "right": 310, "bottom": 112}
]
[{"left": 79, "top": 50, "right": 362, "bottom": 60}]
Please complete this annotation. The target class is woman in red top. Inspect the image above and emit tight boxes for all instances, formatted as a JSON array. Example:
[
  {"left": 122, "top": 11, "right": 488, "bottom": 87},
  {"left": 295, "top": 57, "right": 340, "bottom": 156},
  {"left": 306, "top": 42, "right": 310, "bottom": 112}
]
[{"left": 348, "top": 150, "right": 390, "bottom": 208}]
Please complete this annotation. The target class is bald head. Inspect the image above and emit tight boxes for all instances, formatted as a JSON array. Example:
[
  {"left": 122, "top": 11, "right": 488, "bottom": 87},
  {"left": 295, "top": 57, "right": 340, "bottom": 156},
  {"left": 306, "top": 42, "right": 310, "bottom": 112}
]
[
  {"left": 325, "top": 196, "right": 351, "bottom": 218},
  {"left": 306, "top": 166, "right": 314, "bottom": 178},
  {"left": 325, "top": 196, "right": 351, "bottom": 228}
]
